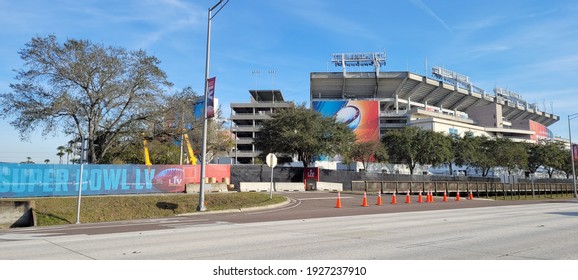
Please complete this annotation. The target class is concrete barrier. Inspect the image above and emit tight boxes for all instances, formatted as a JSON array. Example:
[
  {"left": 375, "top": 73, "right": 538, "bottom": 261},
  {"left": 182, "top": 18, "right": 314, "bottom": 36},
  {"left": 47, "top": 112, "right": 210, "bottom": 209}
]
[
  {"left": 316, "top": 182, "right": 343, "bottom": 192},
  {"left": 239, "top": 182, "right": 272, "bottom": 192},
  {"left": 0, "top": 201, "right": 36, "bottom": 229},
  {"left": 185, "top": 183, "right": 230, "bottom": 193},
  {"left": 275, "top": 182, "right": 305, "bottom": 192}
]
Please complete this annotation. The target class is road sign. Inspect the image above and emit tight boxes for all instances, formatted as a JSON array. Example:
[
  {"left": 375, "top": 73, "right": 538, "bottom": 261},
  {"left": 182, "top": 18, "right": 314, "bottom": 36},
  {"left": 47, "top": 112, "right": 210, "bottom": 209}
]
[{"left": 266, "top": 153, "right": 277, "bottom": 168}]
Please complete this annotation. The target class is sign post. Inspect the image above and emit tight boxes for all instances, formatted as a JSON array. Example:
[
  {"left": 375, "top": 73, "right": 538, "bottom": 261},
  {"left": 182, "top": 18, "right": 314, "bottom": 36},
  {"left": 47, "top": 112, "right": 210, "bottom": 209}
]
[{"left": 266, "top": 153, "right": 277, "bottom": 199}]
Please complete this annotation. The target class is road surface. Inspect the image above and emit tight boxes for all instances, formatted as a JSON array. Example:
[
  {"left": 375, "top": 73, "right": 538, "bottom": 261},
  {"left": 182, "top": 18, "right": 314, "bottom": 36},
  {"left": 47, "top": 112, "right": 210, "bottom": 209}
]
[{"left": 1, "top": 192, "right": 578, "bottom": 260}]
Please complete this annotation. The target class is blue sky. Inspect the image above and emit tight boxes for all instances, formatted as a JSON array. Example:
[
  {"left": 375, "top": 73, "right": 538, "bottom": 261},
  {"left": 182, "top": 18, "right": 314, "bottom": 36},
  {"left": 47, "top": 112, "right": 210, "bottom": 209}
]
[{"left": 1, "top": 0, "right": 578, "bottom": 163}]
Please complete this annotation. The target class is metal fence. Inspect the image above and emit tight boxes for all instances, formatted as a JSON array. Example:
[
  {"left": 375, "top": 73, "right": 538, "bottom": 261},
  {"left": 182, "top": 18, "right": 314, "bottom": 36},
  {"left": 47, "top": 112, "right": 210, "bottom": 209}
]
[{"left": 352, "top": 181, "right": 575, "bottom": 199}]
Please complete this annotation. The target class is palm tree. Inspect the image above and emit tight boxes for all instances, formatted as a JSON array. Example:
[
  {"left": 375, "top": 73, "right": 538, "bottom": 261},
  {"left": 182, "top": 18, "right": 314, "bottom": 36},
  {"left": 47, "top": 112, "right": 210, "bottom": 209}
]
[
  {"left": 44, "top": 159, "right": 50, "bottom": 164},
  {"left": 57, "top": 145, "right": 66, "bottom": 164},
  {"left": 65, "top": 146, "right": 74, "bottom": 164}
]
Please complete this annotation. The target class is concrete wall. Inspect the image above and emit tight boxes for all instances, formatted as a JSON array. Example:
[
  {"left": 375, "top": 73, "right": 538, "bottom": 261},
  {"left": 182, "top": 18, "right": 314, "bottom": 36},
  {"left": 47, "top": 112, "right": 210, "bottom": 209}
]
[
  {"left": 239, "top": 182, "right": 272, "bottom": 192},
  {"left": 231, "top": 165, "right": 304, "bottom": 189},
  {"left": 0, "top": 201, "right": 36, "bottom": 229},
  {"left": 230, "top": 165, "right": 500, "bottom": 191},
  {"left": 185, "top": 183, "right": 233, "bottom": 193}
]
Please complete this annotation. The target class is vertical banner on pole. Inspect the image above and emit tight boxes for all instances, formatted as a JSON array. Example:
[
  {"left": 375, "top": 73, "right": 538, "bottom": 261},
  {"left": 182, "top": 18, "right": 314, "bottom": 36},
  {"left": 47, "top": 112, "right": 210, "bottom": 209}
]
[
  {"left": 207, "top": 77, "right": 216, "bottom": 119},
  {"left": 573, "top": 144, "right": 578, "bottom": 161}
]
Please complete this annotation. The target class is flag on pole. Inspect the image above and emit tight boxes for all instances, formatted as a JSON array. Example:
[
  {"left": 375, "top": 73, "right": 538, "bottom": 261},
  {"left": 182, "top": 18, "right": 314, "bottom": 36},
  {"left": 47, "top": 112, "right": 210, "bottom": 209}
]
[
  {"left": 207, "top": 77, "right": 216, "bottom": 119},
  {"left": 573, "top": 144, "right": 578, "bottom": 161}
]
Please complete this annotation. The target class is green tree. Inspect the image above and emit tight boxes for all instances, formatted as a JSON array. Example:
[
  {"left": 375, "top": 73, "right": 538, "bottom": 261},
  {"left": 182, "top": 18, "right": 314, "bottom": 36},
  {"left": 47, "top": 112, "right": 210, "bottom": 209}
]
[
  {"left": 65, "top": 146, "right": 74, "bottom": 164},
  {"left": 494, "top": 138, "right": 528, "bottom": 175},
  {"left": 382, "top": 127, "right": 452, "bottom": 174},
  {"left": 561, "top": 151, "right": 577, "bottom": 179},
  {"left": 56, "top": 145, "right": 66, "bottom": 164},
  {"left": 451, "top": 131, "right": 478, "bottom": 175},
  {"left": 0, "top": 35, "right": 172, "bottom": 163},
  {"left": 469, "top": 136, "right": 496, "bottom": 177},
  {"left": 540, "top": 141, "right": 567, "bottom": 178},
  {"left": 381, "top": 127, "right": 420, "bottom": 174},
  {"left": 416, "top": 130, "right": 453, "bottom": 169},
  {"left": 348, "top": 140, "right": 388, "bottom": 171},
  {"left": 254, "top": 105, "right": 356, "bottom": 167}
]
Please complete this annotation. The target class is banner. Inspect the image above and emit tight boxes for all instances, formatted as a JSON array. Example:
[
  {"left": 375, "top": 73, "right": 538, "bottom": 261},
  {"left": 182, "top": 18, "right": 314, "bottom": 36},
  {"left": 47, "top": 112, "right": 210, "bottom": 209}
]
[
  {"left": 573, "top": 144, "right": 578, "bottom": 161},
  {"left": 207, "top": 77, "right": 216, "bottom": 119},
  {"left": 312, "top": 100, "right": 380, "bottom": 142},
  {"left": 0, "top": 163, "right": 230, "bottom": 198}
]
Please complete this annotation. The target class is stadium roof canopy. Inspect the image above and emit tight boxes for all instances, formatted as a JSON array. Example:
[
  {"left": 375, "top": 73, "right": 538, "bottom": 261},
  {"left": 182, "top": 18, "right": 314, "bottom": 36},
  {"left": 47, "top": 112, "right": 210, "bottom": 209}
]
[{"left": 310, "top": 71, "right": 559, "bottom": 126}]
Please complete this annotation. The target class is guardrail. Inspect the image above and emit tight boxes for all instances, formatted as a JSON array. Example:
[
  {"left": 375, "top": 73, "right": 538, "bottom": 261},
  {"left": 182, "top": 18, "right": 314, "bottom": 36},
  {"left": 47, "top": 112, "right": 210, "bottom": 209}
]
[{"left": 351, "top": 181, "right": 575, "bottom": 199}]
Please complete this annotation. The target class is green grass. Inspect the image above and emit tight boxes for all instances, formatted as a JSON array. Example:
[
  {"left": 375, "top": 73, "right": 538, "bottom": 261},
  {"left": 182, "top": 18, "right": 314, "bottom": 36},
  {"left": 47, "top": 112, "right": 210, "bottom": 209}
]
[{"left": 31, "top": 192, "right": 287, "bottom": 226}]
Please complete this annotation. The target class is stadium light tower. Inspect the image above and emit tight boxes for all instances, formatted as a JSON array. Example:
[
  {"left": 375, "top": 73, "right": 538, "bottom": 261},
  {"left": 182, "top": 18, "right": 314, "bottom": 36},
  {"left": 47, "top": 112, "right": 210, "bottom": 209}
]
[
  {"left": 568, "top": 113, "right": 578, "bottom": 198},
  {"left": 198, "top": 0, "right": 229, "bottom": 212}
]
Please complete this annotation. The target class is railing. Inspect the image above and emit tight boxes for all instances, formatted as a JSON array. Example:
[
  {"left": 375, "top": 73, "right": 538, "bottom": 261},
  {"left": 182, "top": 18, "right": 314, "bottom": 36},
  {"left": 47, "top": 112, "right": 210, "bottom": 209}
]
[{"left": 351, "top": 180, "right": 575, "bottom": 200}]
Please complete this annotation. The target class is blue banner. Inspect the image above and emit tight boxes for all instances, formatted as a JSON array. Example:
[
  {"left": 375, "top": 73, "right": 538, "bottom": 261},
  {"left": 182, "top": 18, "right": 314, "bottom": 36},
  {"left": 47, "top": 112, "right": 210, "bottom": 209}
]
[{"left": 0, "top": 163, "right": 187, "bottom": 198}]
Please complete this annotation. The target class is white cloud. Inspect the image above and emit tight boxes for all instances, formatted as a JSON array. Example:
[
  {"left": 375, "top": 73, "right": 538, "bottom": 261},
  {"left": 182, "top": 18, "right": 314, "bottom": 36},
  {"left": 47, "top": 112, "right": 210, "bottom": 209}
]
[{"left": 408, "top": 0, "right": 452, "bottom": 33}]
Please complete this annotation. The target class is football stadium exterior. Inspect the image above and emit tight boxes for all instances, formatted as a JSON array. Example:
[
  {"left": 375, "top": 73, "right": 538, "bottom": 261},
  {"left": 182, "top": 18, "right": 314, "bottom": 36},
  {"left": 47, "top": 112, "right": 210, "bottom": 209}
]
[{"left": 311, "top": 53, "right": 558, "bottom": 144}]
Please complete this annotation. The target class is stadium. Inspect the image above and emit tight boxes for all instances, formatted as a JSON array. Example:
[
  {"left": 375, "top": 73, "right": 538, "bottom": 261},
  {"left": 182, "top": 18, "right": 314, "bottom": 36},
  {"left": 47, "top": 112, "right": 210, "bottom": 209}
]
[{"left": 311, "top": 52, "right": 558, "bottom": 145}]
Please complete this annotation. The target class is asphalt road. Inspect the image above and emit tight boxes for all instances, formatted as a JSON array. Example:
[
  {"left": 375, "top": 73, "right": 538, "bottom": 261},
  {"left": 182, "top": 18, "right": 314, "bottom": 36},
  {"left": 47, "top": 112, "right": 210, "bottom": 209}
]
[{"left": 1, "top": 192, "right": 578, "bottom": 260}]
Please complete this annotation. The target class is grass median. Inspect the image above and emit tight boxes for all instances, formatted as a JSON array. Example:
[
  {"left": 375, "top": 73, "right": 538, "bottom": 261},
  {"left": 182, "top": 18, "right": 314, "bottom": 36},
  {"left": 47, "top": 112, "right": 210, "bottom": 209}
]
[{"left": 32, "top": 192, "right": 287, "bottom": 226}]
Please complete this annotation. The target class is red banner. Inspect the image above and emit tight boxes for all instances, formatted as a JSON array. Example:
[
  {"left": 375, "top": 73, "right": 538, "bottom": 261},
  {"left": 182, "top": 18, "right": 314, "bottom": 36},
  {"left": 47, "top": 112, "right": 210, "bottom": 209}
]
[
  {"left": 573, "top": 144, "right": 578, "bottom": 161},
  {"left": 303, "top": 167, "right": 320, "bottom": 181},
  {"left": 207, "top": 77, "right": 216, "bottom": 118}
]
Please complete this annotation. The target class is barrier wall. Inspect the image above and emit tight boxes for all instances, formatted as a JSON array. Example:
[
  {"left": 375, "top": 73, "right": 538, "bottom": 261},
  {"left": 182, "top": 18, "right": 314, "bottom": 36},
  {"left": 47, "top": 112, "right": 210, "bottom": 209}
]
[
  {"left": 275, "top": 182, "right": 305, "bottom": 191},
  {"left": 0, "top": 163, "right": 230, "bottom": 198},
  {"left": 185, "top": 183, "right": 230, "bottom": 193},
  {"left": 316, "top": 182, "right": 343, "bottom": 191},
  {"left": 240, "top": 182, "right": 272, "bottom": 192},
  {"left": 0, "top": 201, "right": 35, "bottom": 229}
]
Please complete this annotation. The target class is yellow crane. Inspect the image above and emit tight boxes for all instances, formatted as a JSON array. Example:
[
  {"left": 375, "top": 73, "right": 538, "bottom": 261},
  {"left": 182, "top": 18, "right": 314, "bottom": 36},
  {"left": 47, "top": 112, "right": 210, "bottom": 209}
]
[
  {"left": 183, "top": 132, "right": 198, "bottom": 165},
  {"left": 142, "top": 134, "right": 152, "bottom": 166},
  {"left": 142, "top": 131, "right": 197, "bottom": 165}
]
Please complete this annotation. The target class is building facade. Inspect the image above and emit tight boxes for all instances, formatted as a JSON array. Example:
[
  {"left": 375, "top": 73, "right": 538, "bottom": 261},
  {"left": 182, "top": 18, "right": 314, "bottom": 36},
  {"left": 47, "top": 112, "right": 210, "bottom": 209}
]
[{"left": 230, "top": 90, "right": 293, "bottom": 164}]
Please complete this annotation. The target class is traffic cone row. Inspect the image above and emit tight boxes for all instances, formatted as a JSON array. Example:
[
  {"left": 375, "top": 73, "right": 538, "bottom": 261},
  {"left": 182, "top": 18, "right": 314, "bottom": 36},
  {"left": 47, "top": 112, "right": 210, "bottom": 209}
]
[{"left": 334, "top": 189, "right": 474, "bottom": 208}]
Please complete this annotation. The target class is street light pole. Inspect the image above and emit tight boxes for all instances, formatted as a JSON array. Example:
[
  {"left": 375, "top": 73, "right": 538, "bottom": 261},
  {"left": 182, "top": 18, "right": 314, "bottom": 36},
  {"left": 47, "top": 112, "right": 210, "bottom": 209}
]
[
  {"left": 198, "top": 0, "right": 229, "bottom": 212},
  {"left": 568, "top": 113, "right": 578, "bottom": 198}
]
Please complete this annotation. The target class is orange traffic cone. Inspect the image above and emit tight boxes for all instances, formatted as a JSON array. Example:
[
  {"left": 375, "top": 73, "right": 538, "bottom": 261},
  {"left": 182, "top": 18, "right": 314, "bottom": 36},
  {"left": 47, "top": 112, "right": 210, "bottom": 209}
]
[
  {"left": 442, "top": 190, "right": 448, "bottom": 202},
  {"left": 335, "top": 192, "right": 342, "bottom": 208},
  {"left": 391, "top": 191, "right": 397, "bottom": 204},
  {"left": 426, "top": 190, "right": 432, "bottom": 203},
  {"left": 468, "top": 190, "right": 474, "bottom": 200},
  {"left": 456, "top": 190, "right": 461, "bottom": 201},
  {"left": 418, "top": 191, "right": 423, "bottom": 203},
  {"left": 361, "top": 191, "right": 369, "bottom": 207},
  {"left": 405, "top": 190, "right": 411, "bottom": 204},
  {"left": 376, "top": 192, "right": 383, "bottom": 206}
]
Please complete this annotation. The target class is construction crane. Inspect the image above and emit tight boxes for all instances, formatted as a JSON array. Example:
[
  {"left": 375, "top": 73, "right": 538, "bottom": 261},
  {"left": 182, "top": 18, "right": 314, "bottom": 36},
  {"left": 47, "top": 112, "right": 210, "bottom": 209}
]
[
  {"left": 142, "top": 134, "right": 152, "bottom": 166},
  {"left": 183, "top": 132, "right": 198, "bottom": 165}
]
